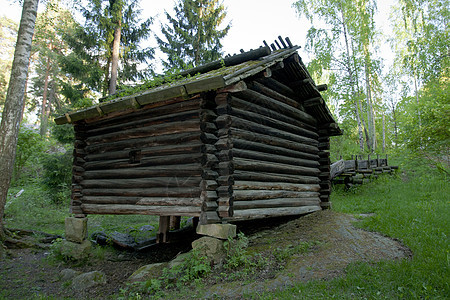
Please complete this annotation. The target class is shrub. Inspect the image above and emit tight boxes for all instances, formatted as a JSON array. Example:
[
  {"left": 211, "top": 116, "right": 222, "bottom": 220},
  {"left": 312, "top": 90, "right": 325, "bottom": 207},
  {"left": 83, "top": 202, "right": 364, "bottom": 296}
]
[{"left": 42, "top": 150, "right": 72, "bottom": 204}]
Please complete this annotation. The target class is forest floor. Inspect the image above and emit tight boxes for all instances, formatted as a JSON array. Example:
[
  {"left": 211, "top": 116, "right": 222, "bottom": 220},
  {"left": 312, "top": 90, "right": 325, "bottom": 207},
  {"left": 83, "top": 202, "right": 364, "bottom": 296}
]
[{"left": 0, "top": 209, "right": 412, "bottom": 299}]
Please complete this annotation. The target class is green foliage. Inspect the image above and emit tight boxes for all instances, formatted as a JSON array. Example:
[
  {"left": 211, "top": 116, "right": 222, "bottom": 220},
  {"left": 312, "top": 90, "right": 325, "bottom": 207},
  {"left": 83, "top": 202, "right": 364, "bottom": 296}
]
[
  {"left": 14, "top": 124, "right": 45, "bottom": 182},
  {"left": 120, "top": 249, "right": 211, "bottom": 298},
  {"left": 50, "top": 122, "right": 74, "bottom": 144},
  {"left": 223, "top": 232, "right": 251, "bottom": 270},
  {"left": 156, "top": 0, "right": 230, "bottom": 71},
  {"left": 263, "top": 164, "right": 449, "bottom": 299},
  {"left": 61, "top": 0, "right": 154, "bottom": 97},
  {"left": 273, "top": 242, "right": 312, "bottom": 263},
  {"left": 5, "top": 184, "right": 67, "bottom": 235},
  {"left": 0, "top": 16, "right": 18, "bottom": 111},
  {"left": 41, "top": 150, "right": 72, "bottom": 204}
]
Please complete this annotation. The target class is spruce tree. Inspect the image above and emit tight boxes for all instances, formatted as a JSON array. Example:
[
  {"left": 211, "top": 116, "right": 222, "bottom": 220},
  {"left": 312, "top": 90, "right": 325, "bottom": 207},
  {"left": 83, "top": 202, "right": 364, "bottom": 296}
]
[
  {"left": 156, "top": 0, "right": 230, "bottom": 71},
  {"left": 61, "top": 0, "right": 154, "bottom": 97}
]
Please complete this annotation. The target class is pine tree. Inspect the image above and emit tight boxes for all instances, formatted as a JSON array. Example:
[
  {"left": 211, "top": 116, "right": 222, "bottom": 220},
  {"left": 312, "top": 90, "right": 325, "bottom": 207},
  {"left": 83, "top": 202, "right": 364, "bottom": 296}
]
[
  {"left": 31, "top": 0, "right": 75, "bottom": 136},
  {"left": 156, "top": 0, "right": 230, "bottom": 71},
  {"left": 61, "top": 0, "right": 154, "bottom": 97}
]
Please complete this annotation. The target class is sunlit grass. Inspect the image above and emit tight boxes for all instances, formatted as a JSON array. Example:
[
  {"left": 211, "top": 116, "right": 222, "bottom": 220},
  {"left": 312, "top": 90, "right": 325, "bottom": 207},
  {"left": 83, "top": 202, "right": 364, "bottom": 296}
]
[{"left": 262, "top": 170, "right": 449, "bottom": 299}]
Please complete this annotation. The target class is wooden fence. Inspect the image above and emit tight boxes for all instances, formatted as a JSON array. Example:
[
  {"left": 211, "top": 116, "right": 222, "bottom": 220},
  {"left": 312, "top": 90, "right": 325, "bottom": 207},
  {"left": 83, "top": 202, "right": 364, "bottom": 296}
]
[{"left": 330, "top": 155, "right": 398, "bottom": 188}]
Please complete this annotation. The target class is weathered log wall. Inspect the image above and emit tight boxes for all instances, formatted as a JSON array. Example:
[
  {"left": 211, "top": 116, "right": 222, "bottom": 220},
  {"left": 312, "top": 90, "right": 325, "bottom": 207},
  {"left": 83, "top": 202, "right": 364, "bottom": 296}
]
[
  {"left": 71, "top": 96, "right": 205, "bottom": 217},
  {"left": 216, "top": 79, "right": 323, "bottom": 221}
]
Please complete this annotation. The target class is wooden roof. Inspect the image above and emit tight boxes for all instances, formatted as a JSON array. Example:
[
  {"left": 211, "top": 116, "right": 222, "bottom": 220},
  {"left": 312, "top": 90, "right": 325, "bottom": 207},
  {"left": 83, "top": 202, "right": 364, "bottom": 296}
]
[{"left": 55, "top": 43, "right": 341, "bottom": 136}]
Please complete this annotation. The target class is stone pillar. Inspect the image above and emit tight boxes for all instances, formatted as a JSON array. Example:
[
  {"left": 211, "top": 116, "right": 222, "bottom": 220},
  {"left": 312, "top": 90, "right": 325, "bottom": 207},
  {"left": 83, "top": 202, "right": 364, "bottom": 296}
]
[
  {"left": 65, "top": 217, "right": 88, "bottom": 243},
  {"left": 196, "top": 223, "right": 236, "bottom": 240},
  {"left": 62, "top": 217, "right": 91, "bottom": 260}
]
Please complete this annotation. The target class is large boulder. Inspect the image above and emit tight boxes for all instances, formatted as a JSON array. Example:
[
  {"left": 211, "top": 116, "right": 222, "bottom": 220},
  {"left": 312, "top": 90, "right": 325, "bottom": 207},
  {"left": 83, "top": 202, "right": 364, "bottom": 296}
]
[
  {"left": 192, "top": 236, "right": 226, "bottom": 265},
  {"left": 60, "top": 269, "right": 82, "bottom": 282},
  {"left": 127, "top": 262, "right": 167, "bottom": 283},
  {"left": 72, "top": 271, "right": 107, "bottom": 290},
  {"left": 59, "top": 240, "right": 92, "bottom": 260}
]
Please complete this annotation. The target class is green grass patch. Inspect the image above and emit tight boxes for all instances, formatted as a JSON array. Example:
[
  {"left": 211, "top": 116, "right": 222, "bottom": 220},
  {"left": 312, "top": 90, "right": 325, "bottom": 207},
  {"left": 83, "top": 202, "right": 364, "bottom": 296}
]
[
  {"left": 262, "top": 171, "right": 449, "bottom": 299},
  {"left": 5, "top": 181, "right": 158, "bottom": 238}
]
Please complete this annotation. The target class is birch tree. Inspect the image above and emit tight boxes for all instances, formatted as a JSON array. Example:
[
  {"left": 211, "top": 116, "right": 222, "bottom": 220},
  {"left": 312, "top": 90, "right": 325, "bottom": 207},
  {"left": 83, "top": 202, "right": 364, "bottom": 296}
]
[
  {"left": 294, "top": 0, "right": 380, "bottom": 153},
  {"left": 0, "top": 0, "right": 39, "bottom": 242}
]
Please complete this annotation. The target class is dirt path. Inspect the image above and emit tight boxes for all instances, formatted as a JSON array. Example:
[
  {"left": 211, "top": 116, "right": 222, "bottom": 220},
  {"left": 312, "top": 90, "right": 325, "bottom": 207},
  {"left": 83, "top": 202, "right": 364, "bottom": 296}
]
[{"left": 0, "top": 210, "right": 411, "bottom": 299}]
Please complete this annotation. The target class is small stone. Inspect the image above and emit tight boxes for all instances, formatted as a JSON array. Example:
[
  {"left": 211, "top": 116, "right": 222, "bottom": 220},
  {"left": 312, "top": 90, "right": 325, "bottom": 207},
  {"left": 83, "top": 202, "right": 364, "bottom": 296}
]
[
  {"left": 128, "top": 262, "right": 167, "bottom": 283},
  {"left": 139, "top": 225, "right": 155, "bottom": 232},
  {"left": 60, "top": 240, "right": 92, "bottom": 260},
  {"left": 65, "top": 217, "right": 87, "bottom": 243},
  {"left": 196, "top": 223, "right": 236, "bottom": 240},
  {"left": 72, "top": 271, "right": 106, "bottom": 290}
]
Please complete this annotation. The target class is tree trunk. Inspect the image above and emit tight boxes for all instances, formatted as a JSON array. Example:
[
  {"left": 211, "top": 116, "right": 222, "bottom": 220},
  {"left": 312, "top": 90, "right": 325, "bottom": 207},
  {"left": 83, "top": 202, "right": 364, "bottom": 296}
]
[
  {"left": 0, "top": 0, "right": 39, "bottom": 240},
  {"left": 340, "top": 7, "right": 364, "bottom": 152},
  {"left": 392, "top": 102, "right": 398, "bottom": 148},
  {"left": 40, "top": 55, "right": 51, "bottom": 136},
  {"left": 109, "top": 19, "right": 121, "bottom": 95}
]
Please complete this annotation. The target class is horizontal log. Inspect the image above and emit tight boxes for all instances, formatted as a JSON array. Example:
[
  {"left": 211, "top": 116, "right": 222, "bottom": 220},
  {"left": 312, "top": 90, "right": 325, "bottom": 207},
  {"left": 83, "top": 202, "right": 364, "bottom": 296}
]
[
  {"left": 199, "top": 211, "right": 220, "bottom": 224},
  {"left": 217, "top": 206, "right": 233, "bottom": 218},
  {"left": 81, "top": 177, "right": 201, "bottom": 189},
  {"left": 81, "top": 204, "right": 201, "bottom": 216},
  {"left": 233, "top": 180, "right": 320, "bottom": 192},
  {"left": 232, "top": 148, "right": 319, "bottom": 168},
  {"left": 202, "top": 169, "right": 219, "bottom": 179},
  {"left": 83, "top": 164, "right": 202, "bottom": 179},
  {"left": 86, "top": 118, "right": 200, "bottom": 145},
  {"left": 84, "top": 153, "right": 202, "bottom": 170},
  {"left": 227, "top": 205, "right": 321, "bottom": 221},
  {"left": 229, "top": 116, "right": 318, "bottom": 145},
  {"left": 231, "top": 128, "right": 319, "bottom": 155},
  {"left": 248, "top": 81, "right": 302, "bottom": 111},
  {"left": 218, "top": 176, "right": 234, "bottom": 185},
  {"left": 234, "top": 157, "right": 320, "bottom": 177},
  {"left": 233, "top": 198, "right": 320, "bottom": 209},
  {"left": 255, "top": 77, "right": 297, "bottom": 100},
  {"left": 202, "top": 201, "right": 218, "bottom": 211},
  {"left": 200, "top": 133, "right": 218, "bottom": 144},
  {"left": 233, "top": 189, "right": 319, "bottom": 201},
  {"left": 233, "top": 170, "right": 320, "bottom": 184},
  {"left": 229, "top": 100, "right": 318, "bottom": 139},
  {"left": 84, "top": 96, "right": 197, "bottom": 129},
  {"left": 232, "top": 138, "right": 319, "bottom": 161},
  {"left": 85, "top": 140, "right": 204, "bottom": 161},
  {"left": 86, "top": 101, "right": 201, "bottom": 136},
  {"left": 85, "top": 132, "right": 201, "bottom": 154},
  {"left": 82, "top": 187, "right": 201, "bottom": 197},
  {"left": 82, "top": 196, "right": 139, "bottom": 204},
  {"left": 200, "top": 180, "right": 218, "bottom": 191},
  {"left": 234, "top": 89, "right": 316, "bottom": 126},
  {"left": 217, "top": 197, "right": 233, "bottom": 206},
  {"left": 200, "top": 190, "right": 218, "bottom": 201}
]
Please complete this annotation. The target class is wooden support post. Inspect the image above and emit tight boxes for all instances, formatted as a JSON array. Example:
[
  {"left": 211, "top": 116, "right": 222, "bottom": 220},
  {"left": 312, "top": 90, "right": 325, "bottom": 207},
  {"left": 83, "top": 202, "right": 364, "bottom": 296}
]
[
  {"left": 170, "top": 216, "right": 181, "bottom": 231},
  {"left": 157, "top": 216, "right": 170, "bottom": 243}
]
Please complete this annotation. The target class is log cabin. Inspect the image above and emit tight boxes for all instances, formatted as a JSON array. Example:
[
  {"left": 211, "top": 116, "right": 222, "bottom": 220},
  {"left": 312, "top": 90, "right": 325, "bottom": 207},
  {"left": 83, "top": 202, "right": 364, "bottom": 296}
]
[{"left": 55, "top": 38, "right": 342, "bottom": 240}]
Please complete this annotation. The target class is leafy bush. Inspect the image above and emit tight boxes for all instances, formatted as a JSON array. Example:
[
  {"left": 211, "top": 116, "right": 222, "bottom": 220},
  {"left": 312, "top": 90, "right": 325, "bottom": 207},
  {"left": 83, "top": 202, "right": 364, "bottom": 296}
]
[
  {"left": 13, "top": 124, "right": 45, "bottom": 183},
  {"left": 42, "top": 150, "right": 72, "bottom": 204}
]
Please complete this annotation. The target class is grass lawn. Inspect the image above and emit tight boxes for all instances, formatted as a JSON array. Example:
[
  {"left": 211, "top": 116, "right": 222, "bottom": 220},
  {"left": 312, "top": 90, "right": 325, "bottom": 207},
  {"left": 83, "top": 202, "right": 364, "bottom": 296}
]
[{"left": 262, "top": 170, "right": 449, "bottom": 299}]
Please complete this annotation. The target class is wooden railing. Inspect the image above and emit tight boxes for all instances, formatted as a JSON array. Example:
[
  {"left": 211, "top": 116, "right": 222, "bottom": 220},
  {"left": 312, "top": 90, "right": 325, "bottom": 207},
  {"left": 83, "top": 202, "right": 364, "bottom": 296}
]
[{"left": 331, "top": 155, "right": 398, "bottom": 188}]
